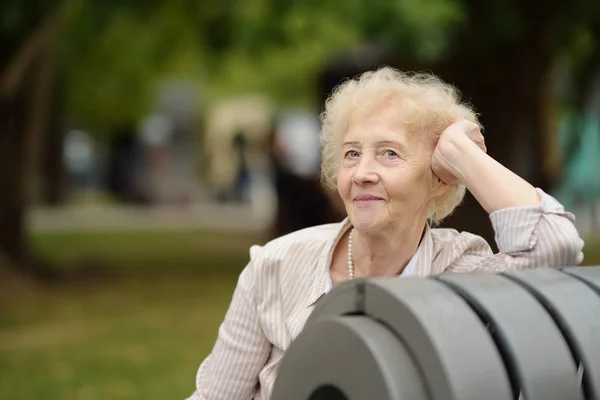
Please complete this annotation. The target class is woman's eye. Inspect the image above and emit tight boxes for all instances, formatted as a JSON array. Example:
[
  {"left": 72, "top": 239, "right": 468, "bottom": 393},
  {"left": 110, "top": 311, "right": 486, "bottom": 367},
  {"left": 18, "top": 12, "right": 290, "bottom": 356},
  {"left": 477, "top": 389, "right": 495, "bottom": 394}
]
[
  {"left": 384, "top": 150, "right": 399, "bottom": 158},
  {"left": 345, "top": 150, "right": 359, "bottom": 159}
]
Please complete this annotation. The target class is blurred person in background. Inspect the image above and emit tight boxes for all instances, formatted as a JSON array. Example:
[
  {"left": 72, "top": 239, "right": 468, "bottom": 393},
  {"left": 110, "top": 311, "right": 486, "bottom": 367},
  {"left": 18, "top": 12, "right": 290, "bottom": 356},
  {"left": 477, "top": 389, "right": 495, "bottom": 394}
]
[
  {"left": 186, "top": 67, "right": 584, "bottom": 400},
  {"left": 203, "top": 95, "right": 274, "bottom": 205},
  {"left": 230, "top": 131, "right": 252, "bottom": 202},
  {"left": 268, "top": 110, "right": 342, "bottom": 238},
  {"left": 107, "top": 125, "right": 146, "bottom": 204}
]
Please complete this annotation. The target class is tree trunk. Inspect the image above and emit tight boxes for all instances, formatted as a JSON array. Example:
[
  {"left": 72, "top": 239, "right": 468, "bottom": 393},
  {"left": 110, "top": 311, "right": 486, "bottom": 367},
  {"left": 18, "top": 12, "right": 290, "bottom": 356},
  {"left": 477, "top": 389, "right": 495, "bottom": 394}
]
[
  {"left": 24, "top": 51, "right": 57, "bottom": 205},
  {"left": 0, "top": 82, "right": 32, "bottom": 268},
  {"left": 0, "top": 56, "right": 62, "bottom": 279},
  {"left": 0, "top": 6, "right": 68, "bottom": 278},
  {"left": 434, "top": 1, "right": 557, "bottom": 249}
]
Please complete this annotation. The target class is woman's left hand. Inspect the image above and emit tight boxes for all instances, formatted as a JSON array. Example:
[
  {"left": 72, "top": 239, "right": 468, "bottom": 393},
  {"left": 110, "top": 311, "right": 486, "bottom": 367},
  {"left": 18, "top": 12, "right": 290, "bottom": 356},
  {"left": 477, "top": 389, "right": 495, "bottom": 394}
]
[{"left": 431, "top": 120, "right": 486, "bottom": 185}]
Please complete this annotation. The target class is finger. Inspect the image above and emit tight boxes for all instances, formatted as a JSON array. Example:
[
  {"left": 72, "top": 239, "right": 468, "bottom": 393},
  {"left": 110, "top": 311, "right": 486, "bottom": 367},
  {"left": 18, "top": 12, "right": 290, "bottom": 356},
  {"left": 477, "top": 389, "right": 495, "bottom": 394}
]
[
  {"left": 467, "top": 132, "right": 484, "bottom": 145},
  {"left": 455, "top": 120, "right": 476, "bottom": 135},
  {"left": 463, "top": 120, "right": 480, "bottom": 132}
]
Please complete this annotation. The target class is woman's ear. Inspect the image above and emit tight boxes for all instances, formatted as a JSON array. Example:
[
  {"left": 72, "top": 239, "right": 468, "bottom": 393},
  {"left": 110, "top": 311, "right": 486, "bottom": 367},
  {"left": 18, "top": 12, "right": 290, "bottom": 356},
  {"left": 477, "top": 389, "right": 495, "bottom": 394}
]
[{"left": 430, "top": 170, "right": 449, "bottom": 198}]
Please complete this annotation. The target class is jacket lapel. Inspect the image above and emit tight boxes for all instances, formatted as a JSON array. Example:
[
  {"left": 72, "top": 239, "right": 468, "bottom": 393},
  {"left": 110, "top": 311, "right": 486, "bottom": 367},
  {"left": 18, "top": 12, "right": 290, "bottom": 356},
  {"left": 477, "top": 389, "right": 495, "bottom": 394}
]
[
  {"left": 414, "top": 225, "right": 441, "bottom": 276},
  {"left": 306, "top": 218, "right": 352, "bottom": 308}
]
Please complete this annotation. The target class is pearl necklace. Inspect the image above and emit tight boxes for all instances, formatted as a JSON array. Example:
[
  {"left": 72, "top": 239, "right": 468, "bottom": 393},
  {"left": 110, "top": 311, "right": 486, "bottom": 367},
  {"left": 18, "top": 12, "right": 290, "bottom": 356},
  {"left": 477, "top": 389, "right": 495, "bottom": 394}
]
[{"left": 347, "top": 228, "right": 355, "bottom": 279}]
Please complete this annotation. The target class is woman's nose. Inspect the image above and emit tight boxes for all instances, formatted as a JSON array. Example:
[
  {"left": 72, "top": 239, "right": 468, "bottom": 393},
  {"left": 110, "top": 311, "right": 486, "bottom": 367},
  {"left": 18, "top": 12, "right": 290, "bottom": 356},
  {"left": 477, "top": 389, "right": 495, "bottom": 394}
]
[{"left": 352, "top": 157, "right": 380, "bottom": 185}]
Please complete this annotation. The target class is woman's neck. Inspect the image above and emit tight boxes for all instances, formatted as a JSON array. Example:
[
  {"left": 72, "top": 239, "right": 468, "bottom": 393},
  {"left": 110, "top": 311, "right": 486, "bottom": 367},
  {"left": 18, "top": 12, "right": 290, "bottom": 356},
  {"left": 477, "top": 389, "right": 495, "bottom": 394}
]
[{"left": 350, "top": 220, "right": 426, "bottom": 277}]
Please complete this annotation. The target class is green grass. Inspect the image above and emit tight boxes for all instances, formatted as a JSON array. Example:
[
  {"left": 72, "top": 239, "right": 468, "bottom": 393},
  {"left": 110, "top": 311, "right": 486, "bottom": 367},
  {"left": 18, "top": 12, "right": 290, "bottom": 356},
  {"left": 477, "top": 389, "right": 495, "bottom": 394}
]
[
  {"left": 583, "top": 236, "right": 600, "bottom": 266},
  {"left": 30, "top": 230, "right": 260, "bottom": 273},
  {"left": 0, "top": 229, "right": 262, "bottom": 400}
]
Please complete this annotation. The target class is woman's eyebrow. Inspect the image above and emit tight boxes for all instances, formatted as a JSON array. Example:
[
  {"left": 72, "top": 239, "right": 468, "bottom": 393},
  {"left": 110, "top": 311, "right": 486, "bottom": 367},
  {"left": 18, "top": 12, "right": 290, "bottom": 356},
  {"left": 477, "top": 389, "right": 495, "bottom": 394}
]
[
  {"left": 341, "top": 140, "right": 408, "bottom": 149},
  {"left": 375, "top": 140, "right": 407, "bottom": 149}
]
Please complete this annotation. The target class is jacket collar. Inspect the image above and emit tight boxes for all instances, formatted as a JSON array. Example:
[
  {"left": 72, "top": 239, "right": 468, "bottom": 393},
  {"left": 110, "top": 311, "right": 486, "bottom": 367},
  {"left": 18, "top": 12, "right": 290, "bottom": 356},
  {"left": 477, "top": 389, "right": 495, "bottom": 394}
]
[{"left": 307, "top": 218, "right": 434, "bottom": 308}]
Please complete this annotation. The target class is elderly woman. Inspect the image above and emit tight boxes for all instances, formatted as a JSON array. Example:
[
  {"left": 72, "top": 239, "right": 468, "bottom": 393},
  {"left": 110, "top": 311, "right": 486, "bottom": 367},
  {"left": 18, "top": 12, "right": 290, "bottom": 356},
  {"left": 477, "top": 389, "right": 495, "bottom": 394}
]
[{"left": 186, "top": 67, "right": 584, "bottom": 400}]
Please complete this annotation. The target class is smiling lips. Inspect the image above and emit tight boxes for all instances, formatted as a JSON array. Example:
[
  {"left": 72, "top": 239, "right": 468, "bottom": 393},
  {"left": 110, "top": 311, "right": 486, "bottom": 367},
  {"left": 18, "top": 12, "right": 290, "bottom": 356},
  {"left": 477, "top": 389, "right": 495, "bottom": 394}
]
[{"left": 353, "top": 194, "right": 384, "bottom": 206}]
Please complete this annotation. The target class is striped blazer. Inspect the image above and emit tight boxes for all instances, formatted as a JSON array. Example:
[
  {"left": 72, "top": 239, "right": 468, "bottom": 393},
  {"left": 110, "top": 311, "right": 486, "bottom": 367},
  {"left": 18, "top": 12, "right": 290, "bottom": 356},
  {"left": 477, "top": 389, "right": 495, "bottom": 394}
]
[{"left": 187, "top": 189, "right": 584, "bottom": 400}]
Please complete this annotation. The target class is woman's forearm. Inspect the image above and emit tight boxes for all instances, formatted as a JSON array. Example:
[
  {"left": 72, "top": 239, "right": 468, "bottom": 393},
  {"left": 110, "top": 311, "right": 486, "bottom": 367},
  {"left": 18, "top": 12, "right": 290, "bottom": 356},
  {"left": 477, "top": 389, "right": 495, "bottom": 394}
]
[{"left": 449, "top": 136, "right": 541, "bottom": 214}]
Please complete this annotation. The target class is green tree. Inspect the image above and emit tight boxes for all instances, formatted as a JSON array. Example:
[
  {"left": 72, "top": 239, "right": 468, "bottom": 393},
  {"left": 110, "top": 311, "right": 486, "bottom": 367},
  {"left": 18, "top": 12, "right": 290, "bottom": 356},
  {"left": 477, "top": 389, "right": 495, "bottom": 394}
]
[
  {"left": 0, "top": 0, "right": 72, "bottom": 275},
  {"left": 0, "top": 0, "right": 164, "bottom": 275}
]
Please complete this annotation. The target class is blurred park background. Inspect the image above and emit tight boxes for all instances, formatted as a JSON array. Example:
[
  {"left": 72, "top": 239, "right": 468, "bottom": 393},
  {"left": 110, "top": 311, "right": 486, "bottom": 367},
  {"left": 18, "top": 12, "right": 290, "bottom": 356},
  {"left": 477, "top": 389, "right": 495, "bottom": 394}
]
[{"left": 1, "top": 0, "right": 600, "bottom": 398}]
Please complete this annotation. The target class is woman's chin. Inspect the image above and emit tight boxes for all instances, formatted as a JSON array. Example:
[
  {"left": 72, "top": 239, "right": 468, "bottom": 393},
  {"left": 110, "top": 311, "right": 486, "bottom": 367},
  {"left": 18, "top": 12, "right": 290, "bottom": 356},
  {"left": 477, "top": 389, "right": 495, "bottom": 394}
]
[{"left": 349, "top": 213, "right": 384, "bottom": 232}]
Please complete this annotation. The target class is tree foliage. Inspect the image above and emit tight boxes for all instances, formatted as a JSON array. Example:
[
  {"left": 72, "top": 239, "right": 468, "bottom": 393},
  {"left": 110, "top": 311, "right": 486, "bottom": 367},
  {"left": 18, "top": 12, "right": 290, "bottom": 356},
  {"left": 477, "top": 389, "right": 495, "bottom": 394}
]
[
  {"left": 2, "top": 0, "right": 598, "bottom": 131},
  {"left": 46, "top": 0, "right": 600, "bottom": 131},
  {"left": 1, "top": 0, "right": 599, "bottom": 272}
]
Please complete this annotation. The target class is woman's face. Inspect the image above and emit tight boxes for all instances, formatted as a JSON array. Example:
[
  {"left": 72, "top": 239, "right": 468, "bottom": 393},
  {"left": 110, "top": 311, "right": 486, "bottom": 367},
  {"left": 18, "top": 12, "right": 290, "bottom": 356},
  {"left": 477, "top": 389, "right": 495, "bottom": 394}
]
[{"left": 336, "top": 104, "right": 444, "bottom": 233}]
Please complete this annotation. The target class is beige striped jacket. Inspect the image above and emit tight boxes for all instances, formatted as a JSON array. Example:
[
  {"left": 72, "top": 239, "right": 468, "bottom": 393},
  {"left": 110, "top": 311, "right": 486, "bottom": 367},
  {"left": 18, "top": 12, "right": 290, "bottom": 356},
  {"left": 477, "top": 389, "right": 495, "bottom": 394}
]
[{"left": 187, "top": 189, "right": 584, "bottom": 400}]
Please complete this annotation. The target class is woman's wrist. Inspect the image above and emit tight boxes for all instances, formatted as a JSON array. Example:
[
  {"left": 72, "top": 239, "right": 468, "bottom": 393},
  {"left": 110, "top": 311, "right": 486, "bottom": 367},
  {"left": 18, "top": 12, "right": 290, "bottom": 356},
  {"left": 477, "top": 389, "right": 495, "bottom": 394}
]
[{"left": 451, "top": 137, "right": 487, "bottom": 186}]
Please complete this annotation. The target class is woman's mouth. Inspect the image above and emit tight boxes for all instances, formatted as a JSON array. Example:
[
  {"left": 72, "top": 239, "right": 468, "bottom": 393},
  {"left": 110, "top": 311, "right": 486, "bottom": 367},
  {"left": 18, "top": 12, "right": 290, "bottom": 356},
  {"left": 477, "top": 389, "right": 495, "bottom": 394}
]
[{"left": 353, "top": 195, "right": 384, "bottom": 206}]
